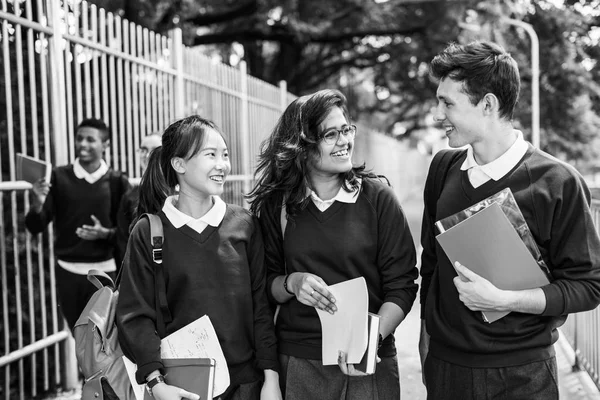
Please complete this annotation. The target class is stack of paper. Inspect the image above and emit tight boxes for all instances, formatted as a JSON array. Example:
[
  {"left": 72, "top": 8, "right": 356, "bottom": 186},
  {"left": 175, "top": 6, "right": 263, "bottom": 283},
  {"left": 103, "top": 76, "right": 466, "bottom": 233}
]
[
  {"left": 315, "top": 277, "right": 369, "bottom": 365},
  {"left": 124, "top": 314, "right": 230, "bottom": 399}
]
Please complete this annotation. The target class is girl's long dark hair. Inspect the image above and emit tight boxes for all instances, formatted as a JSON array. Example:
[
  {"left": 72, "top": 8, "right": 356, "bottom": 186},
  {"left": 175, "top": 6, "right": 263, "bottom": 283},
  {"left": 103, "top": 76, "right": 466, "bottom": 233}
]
[
  {"left": 137, "top": 115, "right": 224, "bottom": 218},
  {"left": 247, "top": 89, "right": 375, "bottom": 221}
]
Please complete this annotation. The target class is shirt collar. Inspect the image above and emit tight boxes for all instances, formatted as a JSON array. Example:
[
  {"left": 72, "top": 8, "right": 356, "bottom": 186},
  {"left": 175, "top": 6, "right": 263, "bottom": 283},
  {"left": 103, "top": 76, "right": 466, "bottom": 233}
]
[
  {"left": 460, "top": 130, "right": 528, "bottom": 180},
  {"left": 162, "top": 195, "right": 226, "bottom": 229},
  {"left": 73, "top": 158, "right": 109, "bottom": 183},
  {"left": 305, "top": 178, "right": 362, "bottom": 204}
]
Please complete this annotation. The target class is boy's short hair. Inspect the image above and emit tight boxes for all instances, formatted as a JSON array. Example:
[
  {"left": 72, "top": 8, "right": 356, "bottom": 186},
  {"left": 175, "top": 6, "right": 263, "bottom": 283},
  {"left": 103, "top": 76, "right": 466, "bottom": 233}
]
[
  {"left": 76, "top": 118, "right": 110, "bottom": 142},
  {"left": 430, "top": 41, "right": 521, "bottom": 120}
]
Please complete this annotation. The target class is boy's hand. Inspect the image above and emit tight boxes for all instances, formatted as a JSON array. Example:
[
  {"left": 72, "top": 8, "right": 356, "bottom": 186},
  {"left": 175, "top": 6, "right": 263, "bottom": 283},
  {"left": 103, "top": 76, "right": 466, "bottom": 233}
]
[
  {"left": 30, "top": 178, "right": 50, "bottom": 211},
  {"left": 76, "top": 214, "right": 112, "bottom": 241}
]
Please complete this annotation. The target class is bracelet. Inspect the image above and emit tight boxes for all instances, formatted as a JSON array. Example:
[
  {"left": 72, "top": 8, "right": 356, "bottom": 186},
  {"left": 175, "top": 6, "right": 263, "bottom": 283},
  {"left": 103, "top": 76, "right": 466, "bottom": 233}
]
[
  {"left": 283, "top": 274, "right": 294, "bottom": 295},
  {"left": 146, "top": 375, "right": 165, "bottom": 397}
]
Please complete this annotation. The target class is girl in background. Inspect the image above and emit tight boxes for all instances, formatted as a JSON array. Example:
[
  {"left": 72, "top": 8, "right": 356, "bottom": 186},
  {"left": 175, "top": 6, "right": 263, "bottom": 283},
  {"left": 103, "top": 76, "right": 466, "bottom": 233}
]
[
  {"left": 116, "top": 116, "right": 281, "bottom": 400},
  {"left": 248, "top": 89, "right": 418, "bottom": 400}
]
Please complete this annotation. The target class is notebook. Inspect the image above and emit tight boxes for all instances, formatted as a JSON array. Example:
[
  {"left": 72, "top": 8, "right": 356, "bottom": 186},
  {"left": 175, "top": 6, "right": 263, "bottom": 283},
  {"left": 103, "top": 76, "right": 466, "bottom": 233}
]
[
  {"left": 143, "top": 358, "right": 215, "bottom": 400},
  {"left": 354, "top": 312, "right": 381, "bottom": 374},
  {"left": 16, "top": 153, "right": 51, "bottom": 184},
  {"left": 436, "top": 202, "right": 550, "bottom": 323}
]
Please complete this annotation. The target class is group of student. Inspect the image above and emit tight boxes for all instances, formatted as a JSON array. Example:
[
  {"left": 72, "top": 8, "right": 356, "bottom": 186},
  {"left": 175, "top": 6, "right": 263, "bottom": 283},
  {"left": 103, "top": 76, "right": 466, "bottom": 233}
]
[{"left": 25, "top": 40, "right": 600, "bottom": 400}]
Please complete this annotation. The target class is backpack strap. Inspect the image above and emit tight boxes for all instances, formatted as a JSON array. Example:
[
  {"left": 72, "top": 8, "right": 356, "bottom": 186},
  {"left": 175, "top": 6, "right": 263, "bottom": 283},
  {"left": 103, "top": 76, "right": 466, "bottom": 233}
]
[{"left": 141, "top": 213, "right": 172, "bottom": 338}]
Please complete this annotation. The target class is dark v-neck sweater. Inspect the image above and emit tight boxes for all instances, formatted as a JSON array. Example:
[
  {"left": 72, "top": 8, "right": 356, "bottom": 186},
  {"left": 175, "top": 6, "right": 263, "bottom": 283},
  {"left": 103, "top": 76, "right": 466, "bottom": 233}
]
[
  {"left": 25, "top": 165, "right": 129, "bottom": 262},
  {"left": 116, "top": 206, "right": 279, "bottom": 384},
  {"left": 271, "top": 178, "right": 418, "bottom": 360},
  {"left": 420, "top": 145, "right": 600, "bottom": 368}
]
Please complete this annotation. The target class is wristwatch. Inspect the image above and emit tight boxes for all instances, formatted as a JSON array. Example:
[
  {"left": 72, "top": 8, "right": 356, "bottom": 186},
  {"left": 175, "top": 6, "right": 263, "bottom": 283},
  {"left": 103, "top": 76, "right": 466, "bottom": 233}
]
[{"left": 146, "top": 375, "right": 166, "bottom": 397}]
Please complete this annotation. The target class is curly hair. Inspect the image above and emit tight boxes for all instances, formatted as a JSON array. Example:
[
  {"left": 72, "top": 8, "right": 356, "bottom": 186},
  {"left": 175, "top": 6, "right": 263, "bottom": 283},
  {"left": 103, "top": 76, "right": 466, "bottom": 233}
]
[
  {"left": 430, "top": 41, "right": 520, "bottom": 120},
  {"left": 247, "top": 89, "right": 374, "bottom": 221}
]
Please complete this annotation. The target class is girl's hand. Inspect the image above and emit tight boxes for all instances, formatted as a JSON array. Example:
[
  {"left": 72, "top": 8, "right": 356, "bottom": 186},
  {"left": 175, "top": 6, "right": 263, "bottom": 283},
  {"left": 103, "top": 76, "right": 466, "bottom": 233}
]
[
  {"left": 151, "top": 383, "right": 200, "bottom": 400},
  {"left": 260, "top": 369, "right": 283, "bottom": 400},
  {"left": 288, "top": 272, "right": 337, "bottom": 314},
  {"left": 337, "top": 351, "right": 370, "bottom": 376}
]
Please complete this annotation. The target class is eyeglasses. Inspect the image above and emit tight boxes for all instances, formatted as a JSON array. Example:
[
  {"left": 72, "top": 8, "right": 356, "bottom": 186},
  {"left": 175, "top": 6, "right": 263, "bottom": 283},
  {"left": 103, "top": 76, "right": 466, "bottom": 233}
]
[{"left": 320, "top": 125, "right": 357, "bottom": 145}]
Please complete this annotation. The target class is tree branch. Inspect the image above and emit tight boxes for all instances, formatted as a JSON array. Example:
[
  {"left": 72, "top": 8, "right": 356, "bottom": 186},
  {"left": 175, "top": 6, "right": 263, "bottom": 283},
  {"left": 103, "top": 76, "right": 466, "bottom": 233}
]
[
  {"left": 191, "top": 25, "right": 427, "bottom": 45},
  {"left": 185, "top": 1, "right": 258, "bottom": 26}
]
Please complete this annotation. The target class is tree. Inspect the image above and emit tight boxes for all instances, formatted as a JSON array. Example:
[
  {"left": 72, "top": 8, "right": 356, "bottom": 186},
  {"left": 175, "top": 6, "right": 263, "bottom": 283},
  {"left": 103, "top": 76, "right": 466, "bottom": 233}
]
[{"left": 89, "top": 0, "right": 600, "bottom": 166}]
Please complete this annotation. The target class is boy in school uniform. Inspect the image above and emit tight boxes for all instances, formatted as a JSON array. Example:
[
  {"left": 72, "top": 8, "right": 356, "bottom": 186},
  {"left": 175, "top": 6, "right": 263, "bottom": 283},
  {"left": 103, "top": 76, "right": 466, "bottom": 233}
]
[{"left": 26, "top": 118, "right": 130, "bottom": 331}]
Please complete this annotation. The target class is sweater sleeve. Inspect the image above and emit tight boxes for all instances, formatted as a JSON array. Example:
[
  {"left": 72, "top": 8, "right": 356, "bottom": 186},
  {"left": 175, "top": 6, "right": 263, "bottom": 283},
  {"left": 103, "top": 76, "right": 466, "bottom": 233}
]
[
  {"left": 115, "top": 217, "right": 164, "bottom": 383},
  {"left": 247, "top": 215, "right": 280, "bottom": 372},
  {"left": 540, "top": 170, "right": 600, "bottom": 316},
  {"left": 24, "top": 169, "right": 57, "bottom": 234},
  {"left": 419, "top": 162, "right": 438, "bottom": 319},
  {"left": 375, "top": 183, "right": 418, "bottom": 316},
  {"left": 257, "top": 197, "right": 286, "bottom": 305}
]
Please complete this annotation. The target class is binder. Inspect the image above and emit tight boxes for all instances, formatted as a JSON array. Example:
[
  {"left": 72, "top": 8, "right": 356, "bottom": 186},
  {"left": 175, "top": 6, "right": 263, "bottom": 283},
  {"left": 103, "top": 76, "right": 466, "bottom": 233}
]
[
  {"left": 436, "top": 202, "right": 550, "bottom": 323},
  {"left": 143, "top": 358, "right": 215, "bottom": 400},
  {"left": 16, "top": 153, "right": 51, "bottom": 184},
  {"left": 354, "top": 312, "right": 381, "bottom": 374}
]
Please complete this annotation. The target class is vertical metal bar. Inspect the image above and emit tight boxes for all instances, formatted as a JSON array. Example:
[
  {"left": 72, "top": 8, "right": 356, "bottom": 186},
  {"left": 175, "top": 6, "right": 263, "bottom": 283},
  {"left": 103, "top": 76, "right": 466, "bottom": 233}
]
[
  {"left": 115, "top": 15, "right": 126, "bottom": 172},
  {"left": 171, "top": 28, "right": 184, "bottom": 120},
  {"left": 143, "top": 28, "right": 151, "bottom": 135},
  {"left": 72, "top": 1, "right": 83, "bottom": 127},
  {"left": 107, "top": 12, "right": 118, "bottom": 169},
  {"left": 150, "top": 32, "right": 158, "bottom": 133},
  {"left": 11, "top": 1, "right": 26, "bottom": 397},
  {"left": 62, "top": 0, "right": 75, "bottom": 163},
  {"left": 137, "top": 25, "right": 146, "bottom": 138},
  {"left": 122, "top": 17, "right": 134, "bottom": 176},
  {"left": 239, "top": 61, "right": 250, "bottom": 206},
  {"left": 45, "top": 0, "right": 64, "bottom": 384},
  {"left": 82, "top": 1, "right": 92, "bottom": 117},
  {"left": 36, "top": 0, "right": 51, "bottom": 389},
  {"left": 99, "top": 7, "right": 110, "bottom": 165},
  {"left": 24, "top": 2, "right": 39, "bottom": 394},
  {"left": 130, "top": 22, "right": 140, "bottom": 176},
  {"left": 91, "top": 4, "right": 100, "bottom": 118}
]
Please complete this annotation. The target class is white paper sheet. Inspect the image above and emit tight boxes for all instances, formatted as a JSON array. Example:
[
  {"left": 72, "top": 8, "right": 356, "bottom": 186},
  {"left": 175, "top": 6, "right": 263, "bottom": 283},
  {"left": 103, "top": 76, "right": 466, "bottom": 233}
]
[
  {"left": 315, "top": 277, "right": 369, "bottom": 365},
  {"left": 123, "top": 314, "right": 230, "bottom": 397}
]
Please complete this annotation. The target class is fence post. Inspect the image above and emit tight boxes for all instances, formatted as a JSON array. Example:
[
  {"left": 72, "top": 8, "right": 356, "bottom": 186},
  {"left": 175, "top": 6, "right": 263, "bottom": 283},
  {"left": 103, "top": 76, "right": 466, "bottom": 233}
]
[
  {"left": 239, "top": 61, "right": 251, "bottom": 206},
  {"left": 171, "top": 28, "right": 185, "bottom": 120},
  {"left": 47, "top": 0, "right": 68, "bottom": 166},
  {"left": 572, "top": 313, "right": 581, "bottom": 372},
  {"left": 279, "top": 80, "right": 288, "bottom": 112},
  {"left": 46, "top": 0, "right": 78, "bottom": 390}
]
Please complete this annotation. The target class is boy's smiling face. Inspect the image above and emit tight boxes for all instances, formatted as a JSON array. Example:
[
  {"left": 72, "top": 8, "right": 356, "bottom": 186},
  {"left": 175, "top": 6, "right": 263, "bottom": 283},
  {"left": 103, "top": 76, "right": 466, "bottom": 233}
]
[{"left": 75, "top": 127, "right": 109, "bottom": 164}]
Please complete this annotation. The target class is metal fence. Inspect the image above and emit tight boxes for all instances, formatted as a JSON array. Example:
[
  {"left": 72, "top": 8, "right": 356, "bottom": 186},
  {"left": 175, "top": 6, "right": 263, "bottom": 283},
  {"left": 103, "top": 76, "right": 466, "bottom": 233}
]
[
  {"left": 0, "top": 1, "right": 293, "bottom": 398},
  {"left": 561, "top": 199, "right": 600, "bottom": 391}
]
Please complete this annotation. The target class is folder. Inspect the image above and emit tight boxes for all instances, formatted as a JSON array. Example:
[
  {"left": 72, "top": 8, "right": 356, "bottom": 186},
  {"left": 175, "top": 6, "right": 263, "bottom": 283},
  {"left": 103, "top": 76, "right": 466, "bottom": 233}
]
[
  {"left": 143, "top": 358, "right": 215, "bottom": 400},
  {"left": 16, "top": 153, "right": 51, "bottom": 184},
  {"left": 436, "top": 202, "right": 550, "bottom": 323},
  {"left": 354, "top": 312, "right": 381, "bottom": 374}
]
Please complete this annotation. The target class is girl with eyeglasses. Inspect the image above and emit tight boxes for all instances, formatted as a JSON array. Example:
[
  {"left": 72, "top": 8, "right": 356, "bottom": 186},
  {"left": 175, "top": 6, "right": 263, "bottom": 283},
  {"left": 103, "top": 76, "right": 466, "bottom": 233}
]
[{"left": 247, "top": 89, "right": 418, "bottom": 399}]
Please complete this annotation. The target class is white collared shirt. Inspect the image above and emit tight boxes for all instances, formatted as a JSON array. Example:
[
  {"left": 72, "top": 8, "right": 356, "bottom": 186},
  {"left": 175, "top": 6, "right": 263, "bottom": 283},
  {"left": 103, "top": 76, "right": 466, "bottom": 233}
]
[
  {"left": 73, "top": 158, "right": 109, "bottom": 184},
  {"left": 461, "top": 130, "right": 528, "bottom": 188},
  {"left": 307, "top": 179, "right": 361, "bottom": 212},
  {"left": 162, "top": 195, "right": 226, "bottom": 234}
]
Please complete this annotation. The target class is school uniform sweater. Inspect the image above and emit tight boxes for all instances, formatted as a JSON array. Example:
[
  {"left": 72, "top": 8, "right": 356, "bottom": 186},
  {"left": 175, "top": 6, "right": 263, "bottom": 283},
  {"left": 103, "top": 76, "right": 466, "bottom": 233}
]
[
  {"left": 420, "top": 145, "right": 600, "bottom": 368},
  {"left": 261, "top": 178, "right": 419, "bottom": 360},
  {"left": 24, "top": 165, "right": 129, "bottom": 263},
  {"left": 116, "top": 206, "right": 279, "bottom": 384}
]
